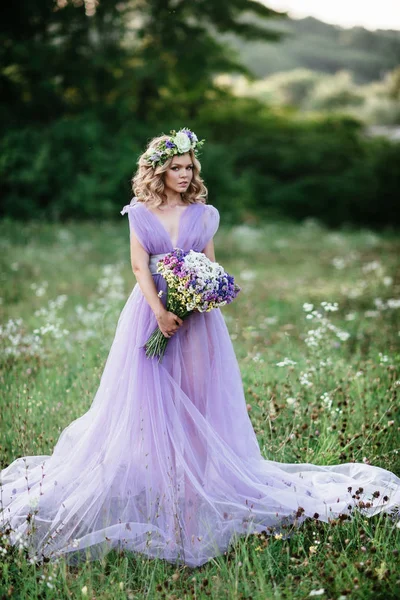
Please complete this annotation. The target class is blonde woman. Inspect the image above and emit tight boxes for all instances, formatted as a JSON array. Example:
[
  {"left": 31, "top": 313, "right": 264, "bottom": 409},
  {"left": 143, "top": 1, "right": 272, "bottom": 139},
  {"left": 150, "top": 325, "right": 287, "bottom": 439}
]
[{"left": 1, "top": 128, "right": 399, "bottom": 569}]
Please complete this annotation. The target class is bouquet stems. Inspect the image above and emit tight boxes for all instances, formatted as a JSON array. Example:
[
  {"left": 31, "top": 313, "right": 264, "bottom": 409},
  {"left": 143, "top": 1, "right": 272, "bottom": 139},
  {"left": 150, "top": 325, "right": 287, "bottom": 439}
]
[{"left": 144, "top": 287, "right": 191, "bottom": 363}]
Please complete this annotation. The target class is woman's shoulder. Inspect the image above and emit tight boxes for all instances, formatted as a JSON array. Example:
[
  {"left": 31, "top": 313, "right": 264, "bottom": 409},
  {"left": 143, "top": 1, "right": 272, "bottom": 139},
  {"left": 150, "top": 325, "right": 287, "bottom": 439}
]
[
  {"left": 120, "top": 197, "right": 143, "bottom": 215},
  {"left": 203, "top": 203, "right": 220, "bottom": 219},
  {"left": 194, "top": 201, "right": 219, "bottom": 215}
]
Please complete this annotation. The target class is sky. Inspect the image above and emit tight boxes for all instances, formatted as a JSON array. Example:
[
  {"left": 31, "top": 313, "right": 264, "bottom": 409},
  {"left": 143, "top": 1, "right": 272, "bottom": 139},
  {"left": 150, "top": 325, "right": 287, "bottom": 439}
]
[{"left": 264, "top": 0, "right": 400, "bottom": 31}]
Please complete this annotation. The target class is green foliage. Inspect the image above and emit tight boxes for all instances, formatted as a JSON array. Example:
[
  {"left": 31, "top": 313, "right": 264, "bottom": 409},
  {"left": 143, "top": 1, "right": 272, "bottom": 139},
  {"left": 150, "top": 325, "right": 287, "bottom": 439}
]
[
  {"left": 0, "top": 117, "right": 140, "bottom": 219},
  {"left": 1, "top": 104, "right": 400, "bottom": 228}
]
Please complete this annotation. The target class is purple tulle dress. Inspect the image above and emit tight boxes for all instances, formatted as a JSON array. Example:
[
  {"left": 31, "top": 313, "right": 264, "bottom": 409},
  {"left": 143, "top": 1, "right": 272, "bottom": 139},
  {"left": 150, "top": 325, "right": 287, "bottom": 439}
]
[{"left": 1, "top": 199, "right": 399, "bottom": 568}]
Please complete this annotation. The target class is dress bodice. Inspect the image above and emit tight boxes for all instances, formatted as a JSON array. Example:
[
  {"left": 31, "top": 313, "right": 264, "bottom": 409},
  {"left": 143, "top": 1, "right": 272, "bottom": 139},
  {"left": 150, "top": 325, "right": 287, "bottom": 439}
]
[{"left": 121, "top": 199, "right": 220, "bottom": 255}]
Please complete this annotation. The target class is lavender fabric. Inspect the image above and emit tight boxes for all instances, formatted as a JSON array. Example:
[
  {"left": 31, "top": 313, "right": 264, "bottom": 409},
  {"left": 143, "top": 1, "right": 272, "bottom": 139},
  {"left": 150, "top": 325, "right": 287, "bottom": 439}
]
[{"left": 1, "top": 199, "right": 399, "bottom": 568}]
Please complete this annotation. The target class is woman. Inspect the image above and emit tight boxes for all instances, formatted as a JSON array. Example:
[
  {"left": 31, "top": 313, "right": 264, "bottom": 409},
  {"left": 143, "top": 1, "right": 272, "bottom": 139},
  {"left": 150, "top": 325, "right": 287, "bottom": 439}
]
[{"left": 1, "top": 128, "right": 399, "bottom": 568}]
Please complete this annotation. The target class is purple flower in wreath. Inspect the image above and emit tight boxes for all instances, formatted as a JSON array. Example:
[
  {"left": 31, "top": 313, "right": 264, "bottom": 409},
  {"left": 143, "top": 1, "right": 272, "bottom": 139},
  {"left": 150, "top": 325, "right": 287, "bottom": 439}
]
[
  {"left": 165, "top": 140, "right": 176, "bottom": 149},
  {"left": 182, "top": 128, "right": 194, "bottom": 141}
]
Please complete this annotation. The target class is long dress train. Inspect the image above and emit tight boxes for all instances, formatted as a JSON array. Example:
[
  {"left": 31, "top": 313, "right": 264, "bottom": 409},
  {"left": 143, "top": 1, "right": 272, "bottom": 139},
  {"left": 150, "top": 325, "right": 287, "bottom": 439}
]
[{"left": 1, "top": 199, "right": 399, "bottom": 568}]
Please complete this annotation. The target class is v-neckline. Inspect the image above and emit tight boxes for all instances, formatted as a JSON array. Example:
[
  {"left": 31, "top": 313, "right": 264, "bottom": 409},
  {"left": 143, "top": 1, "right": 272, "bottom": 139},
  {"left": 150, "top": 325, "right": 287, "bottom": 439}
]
[{"left": 143, "top": 202, "right": 195, "bottom": 248}]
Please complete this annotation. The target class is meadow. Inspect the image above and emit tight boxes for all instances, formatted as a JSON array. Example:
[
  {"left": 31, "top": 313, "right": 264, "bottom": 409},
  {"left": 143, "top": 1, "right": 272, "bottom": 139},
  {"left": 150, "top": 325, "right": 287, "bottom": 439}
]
[{"left": 0, "top": 215, "right": 399, "bottom": 599}]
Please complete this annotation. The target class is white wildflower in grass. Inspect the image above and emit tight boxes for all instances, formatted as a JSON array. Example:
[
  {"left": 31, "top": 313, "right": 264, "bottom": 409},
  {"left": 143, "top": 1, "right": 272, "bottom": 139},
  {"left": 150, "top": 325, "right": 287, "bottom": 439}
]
[
  {"left": 319, "top": 358, "right": 332, "bottom": 367},
  {"left": 74, "top": 263, "right": 126, "bottom": 342},
  {"left": 378, "top": 352, "right": 390, "bottom": 364},
  {"left": 97, "top": 264, "right": 125, "bottom": 304},
  {"left": 299, "top": 301, "right": 350, "bottom": 390},
  {"left": 286, "top": 397, "right": 297, "bottom": 406},
  {"left": 30, "top": 281, "right": 48, "bottom": 297},
  {"left": 81, "top": 586, "right": 88, "bottom": 596},
  {"left": 252, "top": 353, "right": 264, "bottom": 363},
  {"left": 341, "top": 280, "right": 367, "bottom": 299},
  {"left": 303, "top": 302, "right": 350, "bottom": 350},
  {"left": 336, "top": 330, "right": 350, "bottom": 341},
  {"left": 0, "top": 318, "right": 43, "bottom": 359},
  {"left": 387, "top": 298, "right": 400, "bottom": 309},
  {"left": 276, "top": 357, "right": 297, "bottom": 367},
  {"left": 345, "top": 312, "right": 356, "bottom": 321},
  {"left": 374, "top": 298, "right": 387, "bottom": 311},
  {"left": 0, "top": 292, "right": 72, "bottom": 362},
  {"left": 364, "top": 310, "right": 380, "bottom": 318},
  {"left": 239, "top": 269, "right": 257, "bottom": 281},
  {"left": 264, "top": 316, "right": 278, "bottom": 325},
  {"left": 304, "top": 328, "right": 324, "bottom": 347},
  {"left": 320, "top": 392, "right": 333, "bottom": 411},
  {"left": 362, "top": 260, "right": 383, "bottom": 275},
  {"left": 309, "top": 590, "right": 325, "bottom": 597},
  {"left": 331, "top": 257, "right": 346, "bottom": 269},
  {"left": 33, "top": 295, "right": 69, "bottom": 340},
  {"left": 300, "top": 371, "right": 313, "bottom": 388},
  {"left": 266, "top": 316, "right": 278, "bottom": 324},
  {"left": 383, "top": 276, "right": 393, "bottom": 286},
  {"left": 320, "top": 301, "right": 338, "bottom": 312}
]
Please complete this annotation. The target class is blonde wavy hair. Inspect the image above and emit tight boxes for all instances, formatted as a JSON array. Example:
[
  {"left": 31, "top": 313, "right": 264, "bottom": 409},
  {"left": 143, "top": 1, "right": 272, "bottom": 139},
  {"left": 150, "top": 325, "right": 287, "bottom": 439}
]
[{"left": 131, "top": 134, "right": 208, "bottom": 208}]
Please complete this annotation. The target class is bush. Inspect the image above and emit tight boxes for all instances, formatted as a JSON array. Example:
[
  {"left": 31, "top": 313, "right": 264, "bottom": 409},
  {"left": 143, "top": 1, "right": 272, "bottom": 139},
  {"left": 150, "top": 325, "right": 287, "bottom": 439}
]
[
  {"left": 1, "top": 103, "right": 399, "bottom": 230},
  {"left": 0, "top": 116, "right": 140, "bottom": 220}
]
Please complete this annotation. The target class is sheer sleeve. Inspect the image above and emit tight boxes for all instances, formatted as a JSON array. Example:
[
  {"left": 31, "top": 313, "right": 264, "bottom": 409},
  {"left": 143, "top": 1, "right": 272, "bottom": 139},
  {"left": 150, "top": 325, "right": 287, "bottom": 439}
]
[
  {"left": 120, "top": 198, "right": 147, "bottom": 250},
  {"left": 204, "top": 204, "right": 220, "bottom": 243}
]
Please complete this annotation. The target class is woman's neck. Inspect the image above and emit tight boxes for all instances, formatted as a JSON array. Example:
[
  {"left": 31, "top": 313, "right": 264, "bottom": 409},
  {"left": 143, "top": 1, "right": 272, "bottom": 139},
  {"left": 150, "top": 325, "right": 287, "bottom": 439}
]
[{"left": 161, "top": 190, "right": 184, "bottom": 208}]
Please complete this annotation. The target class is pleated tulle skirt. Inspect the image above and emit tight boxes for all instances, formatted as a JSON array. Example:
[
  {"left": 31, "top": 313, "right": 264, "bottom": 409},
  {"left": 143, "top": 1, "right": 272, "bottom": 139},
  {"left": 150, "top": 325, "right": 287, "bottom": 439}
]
[{"left": 1, "top": 277, "right": 399, "bottom": 567}]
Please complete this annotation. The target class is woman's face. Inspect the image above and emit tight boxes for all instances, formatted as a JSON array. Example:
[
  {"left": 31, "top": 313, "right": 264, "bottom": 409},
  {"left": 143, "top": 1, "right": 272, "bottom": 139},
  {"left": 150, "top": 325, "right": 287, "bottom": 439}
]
[{"left": 164, "top": 153, "right": 194, "bottom": 194}]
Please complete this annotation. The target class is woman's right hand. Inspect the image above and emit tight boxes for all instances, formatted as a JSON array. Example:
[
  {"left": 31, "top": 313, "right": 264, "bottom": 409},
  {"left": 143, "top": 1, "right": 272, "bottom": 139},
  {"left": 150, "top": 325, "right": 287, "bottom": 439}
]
[{"left": 155, "top": 309, "right": 183, "bottom": 338}]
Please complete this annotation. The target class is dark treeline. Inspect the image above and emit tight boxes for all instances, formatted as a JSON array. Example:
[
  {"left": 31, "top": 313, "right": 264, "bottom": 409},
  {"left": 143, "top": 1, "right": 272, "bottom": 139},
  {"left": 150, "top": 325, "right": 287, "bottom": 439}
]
[{"left": 1, "top": 0, "right": 399, "bottom": 229}]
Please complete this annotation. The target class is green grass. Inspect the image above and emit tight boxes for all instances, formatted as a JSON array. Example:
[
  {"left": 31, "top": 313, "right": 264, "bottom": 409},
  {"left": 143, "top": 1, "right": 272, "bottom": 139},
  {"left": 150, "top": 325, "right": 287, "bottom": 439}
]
[{"left": 0, "top": 216, "right": 399, "bottom": 599}]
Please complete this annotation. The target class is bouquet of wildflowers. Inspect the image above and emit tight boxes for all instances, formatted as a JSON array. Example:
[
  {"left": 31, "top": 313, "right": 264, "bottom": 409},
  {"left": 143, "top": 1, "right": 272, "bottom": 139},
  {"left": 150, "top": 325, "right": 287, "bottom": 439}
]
[{"left": 144, "top": 249, "right": 241, "bottom": 361}]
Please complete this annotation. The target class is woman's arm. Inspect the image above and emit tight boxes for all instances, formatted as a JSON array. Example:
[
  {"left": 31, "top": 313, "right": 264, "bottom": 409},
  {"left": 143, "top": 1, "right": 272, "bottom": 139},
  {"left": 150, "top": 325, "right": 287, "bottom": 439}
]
[
  {"left": 130, "top": 232, "right": 183, "bottom": 337},
  {"left": 201, "top": 238, "right": 216, "bottom": 262}
]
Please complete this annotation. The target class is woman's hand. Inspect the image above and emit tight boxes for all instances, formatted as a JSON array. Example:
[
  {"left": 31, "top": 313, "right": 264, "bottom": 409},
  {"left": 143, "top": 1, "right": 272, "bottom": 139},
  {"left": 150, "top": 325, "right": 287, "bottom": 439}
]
[{"left": 155, "top": 309, "right": 183, "bottom": 338}]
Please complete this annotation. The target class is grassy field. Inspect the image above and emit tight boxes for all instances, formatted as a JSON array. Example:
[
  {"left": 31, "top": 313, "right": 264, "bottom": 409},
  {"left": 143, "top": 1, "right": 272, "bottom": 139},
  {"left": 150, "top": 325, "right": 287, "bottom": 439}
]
[{"left": 0, "top": 215, "right": 399, "bottom": 599}]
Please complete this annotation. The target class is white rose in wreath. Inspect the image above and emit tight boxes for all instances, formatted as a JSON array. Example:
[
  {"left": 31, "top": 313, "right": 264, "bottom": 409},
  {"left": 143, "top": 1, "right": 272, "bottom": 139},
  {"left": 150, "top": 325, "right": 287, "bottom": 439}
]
[{"left": 174, "top": 131, "right": 192, "bottom": 153}]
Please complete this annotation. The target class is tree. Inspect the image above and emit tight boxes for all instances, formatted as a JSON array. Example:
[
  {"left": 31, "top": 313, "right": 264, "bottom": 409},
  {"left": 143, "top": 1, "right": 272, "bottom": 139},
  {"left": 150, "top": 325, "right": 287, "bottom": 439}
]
[
  {"left": 0, "top": 0, "right": 132, "bottom": 130},
  {"left": 0, "top": 0, "right": 285, "bottom": 129},
  {"left": 125, "top": 0, "right": 285, "bottom": 120}
]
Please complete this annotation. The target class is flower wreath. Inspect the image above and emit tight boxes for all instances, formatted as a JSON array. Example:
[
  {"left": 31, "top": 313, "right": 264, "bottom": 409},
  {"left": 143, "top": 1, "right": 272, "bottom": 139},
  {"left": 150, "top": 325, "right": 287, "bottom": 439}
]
[{"left": 143, "top": 128, "right": 205, "bottom": 168}]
